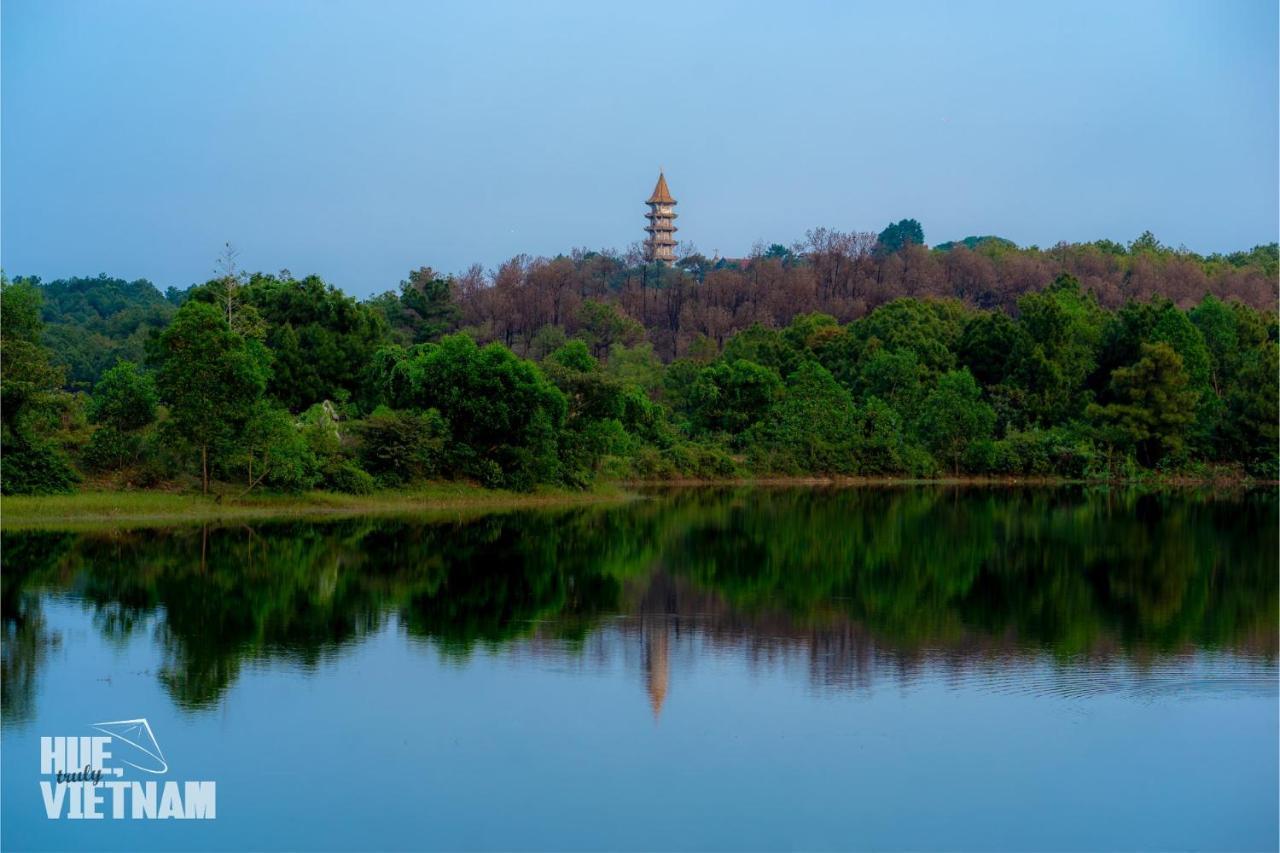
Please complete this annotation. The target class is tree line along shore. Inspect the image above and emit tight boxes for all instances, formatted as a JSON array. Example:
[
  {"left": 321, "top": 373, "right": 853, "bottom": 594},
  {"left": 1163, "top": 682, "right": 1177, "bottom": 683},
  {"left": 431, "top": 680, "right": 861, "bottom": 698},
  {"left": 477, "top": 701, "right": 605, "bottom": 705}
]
[{"left": 2, "top": 227, "right": 1276, "bottom": 501}]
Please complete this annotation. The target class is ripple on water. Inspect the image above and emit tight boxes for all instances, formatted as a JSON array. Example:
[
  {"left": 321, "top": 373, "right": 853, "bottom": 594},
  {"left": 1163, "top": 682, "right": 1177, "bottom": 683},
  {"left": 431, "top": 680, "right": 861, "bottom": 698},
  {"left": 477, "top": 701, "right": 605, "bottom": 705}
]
[{"left": 925, "top": 652, "right": 1279, "bottom": 702}]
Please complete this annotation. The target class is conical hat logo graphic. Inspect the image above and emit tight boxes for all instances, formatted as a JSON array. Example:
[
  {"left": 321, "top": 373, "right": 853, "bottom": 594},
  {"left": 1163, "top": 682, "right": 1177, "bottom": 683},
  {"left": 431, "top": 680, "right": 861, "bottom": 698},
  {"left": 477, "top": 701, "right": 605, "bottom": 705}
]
[{"left": 91, "top": 719, "right": 168, "bottom": 774}]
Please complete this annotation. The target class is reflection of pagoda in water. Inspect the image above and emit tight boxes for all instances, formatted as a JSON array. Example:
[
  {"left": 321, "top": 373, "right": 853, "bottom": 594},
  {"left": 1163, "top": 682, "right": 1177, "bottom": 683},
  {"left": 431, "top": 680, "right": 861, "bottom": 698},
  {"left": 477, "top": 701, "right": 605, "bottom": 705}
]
[
  {"left": 514, "top": 567, "right": 1279, "bottom": 714},
  {"left": 643, "top": 621, "right": 668, "bottom": 718},
  {"left": 522, "top": 571, "right": 971, "bottom": 712},
  {"left": 638, "top": 569, "right": 678, "bottom": 719}
]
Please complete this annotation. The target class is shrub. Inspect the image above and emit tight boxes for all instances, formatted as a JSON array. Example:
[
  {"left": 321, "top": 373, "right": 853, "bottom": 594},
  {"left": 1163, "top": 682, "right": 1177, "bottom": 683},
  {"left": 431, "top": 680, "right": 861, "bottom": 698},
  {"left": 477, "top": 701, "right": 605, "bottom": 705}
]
[
  {"left": 901, "top": 445, "right": 940, "bottom": 478},
  {"left": 624, "top": 446, "right": 680, "bottom": 479},
  {"left": 356, "top": 407, "right": 446, "bottom": 487},
  {"left": 989, "top": 427, "right": 1095, "bottom": 478},
  {"left": 0, "top": 438, "right": 79, "bottom": 495},
  {"left": 321, "top": 460, "right": 376, "bottom": 495},
  {"left": 83, "top": 426, "right": 140, "bottom": 471},
  {"left": 259, "top": 437, "right": 320, "bottom": 493}
]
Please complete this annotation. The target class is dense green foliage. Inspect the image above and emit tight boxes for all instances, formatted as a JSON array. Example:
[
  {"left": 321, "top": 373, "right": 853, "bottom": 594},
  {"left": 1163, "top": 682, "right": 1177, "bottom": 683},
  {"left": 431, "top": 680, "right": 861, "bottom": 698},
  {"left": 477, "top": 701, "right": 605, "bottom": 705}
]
[
  {"left": 10, "top": 274, "right": 175, "bottom": 390},
  {"left": 876, "top": 218, "right": 925, "bottom": 253},
  {"left": 82, "top": 361, "right": 158, "bottom": 471},
  {"left": 0, "top": 280, "right": 79, "bottom": 494},
  {"left": 152, "top": 301, "right": 272, "bottom": 493},
  {"left": 2, "top": 252, "right": 1276, "bottom": 496}
]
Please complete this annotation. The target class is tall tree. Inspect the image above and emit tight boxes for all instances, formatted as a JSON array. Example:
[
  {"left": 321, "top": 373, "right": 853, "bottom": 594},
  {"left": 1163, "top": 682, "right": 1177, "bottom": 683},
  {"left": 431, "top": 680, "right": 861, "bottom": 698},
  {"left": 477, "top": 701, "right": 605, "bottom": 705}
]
[
  {"left": 1087, "top": 342, "right": 1198, "bottom": 466},
  {"left": 153, "top": 301, "right": 270, "bottom": 493},
  {"left": 398, "top": 334, "right": 568, "bottom": 489},
  {"left": 84, "top": 361, "right": 158, "bottom": 470},
  {"left": 574, "top": 300, "right": 644, "bottom": 360},
  {"left": 876, "top": 219, "right": 925, "bottom": 253},
  {"left": 1222, "top": 342, "right": 1280, "bottom": 475},
  {"left": 233, "top": 273, "right": 388, "bottom": 411},
  {"left": 372, "top": 267, "right": 460, "bottom": 345},
  {"left": 957, "top": 311, "right": 1018, "bottom": 387},
  {"left": 1008, "top": 275, "right": 1104, "bottom": 426},
  {"left": 0, "top": 279, "right": 78, "bottom": 493},
  {"left": 915, "top": 369, "right": 995, "bottom": 474},
  {"left": 749, "top": 362, "right": 858, "bottom": 474},
  {"left": 687, "top": 359, "right": 784, "bottom": 438}
]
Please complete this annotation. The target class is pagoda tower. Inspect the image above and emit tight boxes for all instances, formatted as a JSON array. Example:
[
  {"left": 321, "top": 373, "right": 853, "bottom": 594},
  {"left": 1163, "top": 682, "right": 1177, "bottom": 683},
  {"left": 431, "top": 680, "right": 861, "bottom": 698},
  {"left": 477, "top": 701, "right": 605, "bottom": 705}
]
[{"left": 644, "top": 172, "right": 678, "bottom": 265}]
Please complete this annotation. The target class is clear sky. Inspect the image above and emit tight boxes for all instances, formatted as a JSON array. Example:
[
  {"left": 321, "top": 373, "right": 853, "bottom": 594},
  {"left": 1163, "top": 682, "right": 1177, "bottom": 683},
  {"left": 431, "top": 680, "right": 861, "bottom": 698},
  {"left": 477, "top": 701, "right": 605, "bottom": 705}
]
[{"left": 3, "top": 0, "right": 1277, "bottom": 298}]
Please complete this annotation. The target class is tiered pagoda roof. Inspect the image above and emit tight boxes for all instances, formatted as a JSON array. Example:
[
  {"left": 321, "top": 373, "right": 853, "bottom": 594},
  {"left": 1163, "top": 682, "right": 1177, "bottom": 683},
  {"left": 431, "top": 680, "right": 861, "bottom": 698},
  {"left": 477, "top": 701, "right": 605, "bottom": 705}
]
[{"left": 644, "top": 172, "right": 678, "bottom": 264}]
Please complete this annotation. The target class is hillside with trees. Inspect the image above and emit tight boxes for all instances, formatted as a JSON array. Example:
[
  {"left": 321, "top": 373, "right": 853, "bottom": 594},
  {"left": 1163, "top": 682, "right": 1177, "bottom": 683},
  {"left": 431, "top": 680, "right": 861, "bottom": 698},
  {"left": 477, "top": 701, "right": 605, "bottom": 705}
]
[{"left": 1, "top": 226, "right": 1276, "bottom": 495}]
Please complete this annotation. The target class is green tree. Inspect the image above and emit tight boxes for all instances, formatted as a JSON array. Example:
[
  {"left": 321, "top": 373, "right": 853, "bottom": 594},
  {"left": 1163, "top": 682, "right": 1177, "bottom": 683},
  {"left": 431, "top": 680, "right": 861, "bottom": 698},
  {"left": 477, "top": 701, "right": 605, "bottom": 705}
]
[
  {"left": 1190, "top": 299, "right": 1275, "bottom": 463},
  {"left": 1, "top": 280, "right": 64, "bottom": 429},
  {"left": 153, "top": 301, "right": 271, "bottom": 493},
  {"left": 547, "top": 339, "right": 597, "bottom": 373},
  {"left": 1008, "top": 275, "right": 1103, "bottom": 426},
  {"left": 528, "top": 325, "right": 569, "bottom": 361},
  {"left": 543, "top": 341, "right": 634, "bottom": 485},
  {"left": 399, "top": 334, "right": 567, "bottom": 489},
  {"left": 876, "top": 219, "right": 925, "bottom": 253},
  {"left": 688, "top": 359, "right": 783, "bottom": 437},
  {"left": 1189, "top": 295, "right": 1239, "bottom": 397},
  {"left": 782, "top": 313, "right": 842, "bottom": 358},
  {"left": 575, "top": 300, "right": 643, "bottom": 360},
  {"left": 223, "top": 273, "right": 388, "bottom": 412},
  {"left": 372, "top": 267, "right": 460, "bottom": 345},
  {"left": 915, "top": 369, "right": 995, "bottom": 474},
  {"left": 1129, "top": 230, "right": 1165, "bottom": 254},
  {"left": 851, "top": 299, "right": 960, "bottom": 376},
  {"left": 89, "top": 361, "right": 157, "bottom": 431},
  {"left": 852, "top": 397, "right": 910, "bottom": 475},
  {"left": 852, "top": 347, "right": 928, "bottom": 424},
  {"left": 356, "top": 407, "right": 446, "bottom": 487},
  {"left": 1222, "top": 343, "right": 1280, "bottom": 475},
  {"left": 1087, "top": 342, "right": 1198, "bottom": 467},
  {"left": 84, "top": 361, "right": 158, "bottom": 470},
  {"left": 237, "top": 402, "right": 319, "bottom": 494},
  {"left": 722, "top": 324, "right": 804, "bottom": 379},
  {"left": 957, "top": 311, "right": 1018, "bottom": 387},
  {"left": 20, "top": 273, "right": 176, "bottom": 389},
  {"left": 749, "top": 362, "right": 858, "bottom": 474},
  {"left": 603, "top": 342, "right": 665, "bottom": 395},
  {"left": 1151, "top": 304, "right": 1214, "bottom": 449},
  {"left": 0, "top": 279, "right": 78, "bottom": 494}
]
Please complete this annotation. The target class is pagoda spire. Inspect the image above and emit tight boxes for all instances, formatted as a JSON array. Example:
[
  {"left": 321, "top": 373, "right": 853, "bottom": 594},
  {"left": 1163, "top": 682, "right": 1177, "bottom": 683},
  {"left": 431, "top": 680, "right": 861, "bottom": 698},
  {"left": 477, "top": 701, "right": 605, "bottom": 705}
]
[{"left": 644, "top": 171, "right": 678, "bottom": 265}]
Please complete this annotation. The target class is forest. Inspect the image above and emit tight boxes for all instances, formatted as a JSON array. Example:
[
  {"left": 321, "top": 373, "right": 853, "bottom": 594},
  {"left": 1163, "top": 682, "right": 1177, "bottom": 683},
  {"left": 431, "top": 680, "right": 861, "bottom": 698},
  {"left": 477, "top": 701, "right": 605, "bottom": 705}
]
[{"left": 2, "top": 224, "right": 1277, "bottom": 495}]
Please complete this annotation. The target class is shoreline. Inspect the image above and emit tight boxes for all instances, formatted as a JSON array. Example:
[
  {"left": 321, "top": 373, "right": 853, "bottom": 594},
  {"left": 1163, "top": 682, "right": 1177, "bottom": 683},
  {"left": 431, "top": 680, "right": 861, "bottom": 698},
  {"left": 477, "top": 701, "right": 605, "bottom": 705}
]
[
  {"left": 625, "top": 474, "right": 1278, "bottom": 488},
  {"left": 0, "top": 483, "right": 635, "bottom": 531},
  {"left": 2, "top": 476, "right": 1274, "bottom": 530}
]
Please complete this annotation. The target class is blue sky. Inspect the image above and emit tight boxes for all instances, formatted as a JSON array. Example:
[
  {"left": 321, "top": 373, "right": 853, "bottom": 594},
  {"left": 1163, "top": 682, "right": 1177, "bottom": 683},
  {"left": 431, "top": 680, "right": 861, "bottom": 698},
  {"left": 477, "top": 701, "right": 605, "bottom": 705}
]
[{"left": 3, "top": 0, "right": 1276, "bottom": 297}]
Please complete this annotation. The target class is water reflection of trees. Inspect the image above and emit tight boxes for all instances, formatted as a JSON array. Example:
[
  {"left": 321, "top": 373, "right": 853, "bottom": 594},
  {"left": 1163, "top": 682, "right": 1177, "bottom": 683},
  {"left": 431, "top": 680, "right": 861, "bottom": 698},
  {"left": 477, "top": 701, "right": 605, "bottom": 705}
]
[
  {"left": 2, "top": 487, "right": 1275, "bottom": 719},
  {"left": 2, "top": 532, "right": 73, "bottom": 723}
]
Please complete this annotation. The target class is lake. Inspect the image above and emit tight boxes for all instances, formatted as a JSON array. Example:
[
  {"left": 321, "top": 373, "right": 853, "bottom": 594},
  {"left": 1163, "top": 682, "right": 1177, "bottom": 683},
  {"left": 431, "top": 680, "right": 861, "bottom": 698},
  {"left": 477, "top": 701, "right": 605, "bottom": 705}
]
[{"left": 2, "top": 487, "right": 1277, "bottom": 851}]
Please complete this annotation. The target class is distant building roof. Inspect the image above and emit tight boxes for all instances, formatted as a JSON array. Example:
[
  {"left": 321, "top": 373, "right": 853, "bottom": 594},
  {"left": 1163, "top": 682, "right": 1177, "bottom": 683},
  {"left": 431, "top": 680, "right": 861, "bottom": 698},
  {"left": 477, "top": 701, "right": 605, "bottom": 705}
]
[{"left": 646, "top": 172, "right": 676, "bottom": 205}]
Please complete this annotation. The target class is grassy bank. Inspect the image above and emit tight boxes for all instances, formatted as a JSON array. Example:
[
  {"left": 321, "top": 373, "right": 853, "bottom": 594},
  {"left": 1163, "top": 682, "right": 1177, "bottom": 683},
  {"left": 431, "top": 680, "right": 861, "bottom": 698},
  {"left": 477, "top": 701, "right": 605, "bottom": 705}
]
[
  {"left": 4, "top": 474, "right": 1271, "bottom": 531},
  {"left": 0, "top": 482, "right": 633, "bottom": 530}
]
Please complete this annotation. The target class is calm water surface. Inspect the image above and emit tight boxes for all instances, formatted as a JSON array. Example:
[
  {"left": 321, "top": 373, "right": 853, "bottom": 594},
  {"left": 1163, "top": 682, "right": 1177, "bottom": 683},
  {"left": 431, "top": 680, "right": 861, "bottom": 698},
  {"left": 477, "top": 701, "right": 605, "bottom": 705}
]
[{"left": 2, "top": 487, "right": 1277, "bottom": 851}]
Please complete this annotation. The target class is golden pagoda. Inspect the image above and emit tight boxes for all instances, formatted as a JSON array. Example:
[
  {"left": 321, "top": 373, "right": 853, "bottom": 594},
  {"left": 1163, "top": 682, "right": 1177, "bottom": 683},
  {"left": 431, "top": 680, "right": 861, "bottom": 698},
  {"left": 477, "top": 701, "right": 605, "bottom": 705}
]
[{"left": 644, "top": 172, "right": 678, "bottom": 265}]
